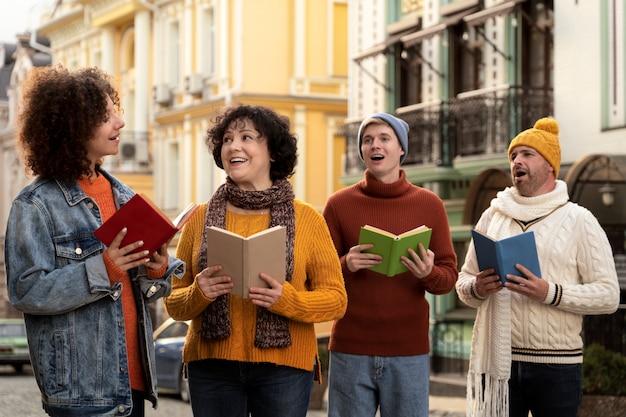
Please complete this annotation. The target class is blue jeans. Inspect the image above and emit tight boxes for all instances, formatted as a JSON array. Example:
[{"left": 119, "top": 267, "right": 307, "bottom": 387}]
[
  {"left": 327, "top": 351, "right": 429, "bottom": 417},
  {"left": 509, "top": 361, "right": 582, "bottom": 417},
  {"left": 187, "top": 359, "right": 314, "bottom": 417}
]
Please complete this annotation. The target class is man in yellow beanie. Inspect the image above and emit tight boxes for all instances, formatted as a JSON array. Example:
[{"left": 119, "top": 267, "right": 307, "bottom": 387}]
[{"left": 456, "top": 117, "right": 619, "bottom": 417}]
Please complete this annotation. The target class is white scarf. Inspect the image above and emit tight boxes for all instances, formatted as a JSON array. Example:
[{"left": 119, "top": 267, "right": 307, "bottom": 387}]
[{"left": 466, "top": 180, "right": 569, "bottom": 417}]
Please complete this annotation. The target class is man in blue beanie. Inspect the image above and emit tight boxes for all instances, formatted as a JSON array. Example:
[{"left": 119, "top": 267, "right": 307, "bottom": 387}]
[
  {"left": 357, "top": 112, "right": 410, "bottom": 164},
  {"left": 323, "top": 113, "right": 458, "bottom": 417}
]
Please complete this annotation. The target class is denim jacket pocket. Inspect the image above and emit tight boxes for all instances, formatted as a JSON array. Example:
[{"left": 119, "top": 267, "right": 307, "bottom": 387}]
[{"left": 53, "top": 231, "right": 103, "bottom": 267}]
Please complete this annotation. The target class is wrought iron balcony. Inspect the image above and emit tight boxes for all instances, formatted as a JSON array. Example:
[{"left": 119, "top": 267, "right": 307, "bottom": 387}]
[{"left": 340, "top": 85, "right": 553, "bottom": 174}]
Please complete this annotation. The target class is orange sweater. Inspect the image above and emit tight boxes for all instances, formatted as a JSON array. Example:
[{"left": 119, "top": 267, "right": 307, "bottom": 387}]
[
  {"left": 164, "top": 200, "right": 347, "bottom": 376},
  {"left": 78, "top": 176, "right": 146, "bottom": 392}
]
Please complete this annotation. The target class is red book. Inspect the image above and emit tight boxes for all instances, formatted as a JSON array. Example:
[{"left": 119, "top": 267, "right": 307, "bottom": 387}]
[{"left": 94, "top": 194, "right": 199, "bottom": 254}]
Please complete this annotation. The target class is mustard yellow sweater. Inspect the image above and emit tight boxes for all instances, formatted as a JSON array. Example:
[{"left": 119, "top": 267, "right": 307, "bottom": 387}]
[{"left": 164, "top": 200, "right": 346, "bottom": 374}]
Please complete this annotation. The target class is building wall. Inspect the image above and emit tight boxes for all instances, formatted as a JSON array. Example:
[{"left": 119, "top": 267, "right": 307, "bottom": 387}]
[
  {"left": 149, "top": 0, "right": 348, "bottom": 210},
  {"left": 554, "top": 1, "right": 626, "bottom": 164},
  {"left": 21, "top": 0, "right": 347, "bottom": 211},
  {"left": 348, "top": 0, "right": 389, "bottom": 118},
  {"left": 344, "top": 0, "right": 626, "bottom": 365},
  {"left": 0, "top": 0, "right": 348, "bottom": 317}
]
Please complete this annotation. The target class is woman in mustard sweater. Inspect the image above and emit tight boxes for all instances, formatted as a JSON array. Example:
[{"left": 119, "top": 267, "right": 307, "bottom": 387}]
[{"left": 164, "top": 104, "right": 347, "bottom": 417}]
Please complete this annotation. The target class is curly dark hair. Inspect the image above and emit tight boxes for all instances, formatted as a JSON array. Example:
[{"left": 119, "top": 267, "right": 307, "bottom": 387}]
[
  {"left": 206, "top": 104, "right": 298, "bottom": 181},
  {"left": 17, "top": 64, "right": 121, "bottom": 180}
]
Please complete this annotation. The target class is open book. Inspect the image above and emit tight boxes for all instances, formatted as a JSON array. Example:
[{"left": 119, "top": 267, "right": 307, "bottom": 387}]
[
  {"left": 206, "top": 225, "right": 286, "bottom": 298},
  {"left": 94, "top": 194, "right": 199, "bottom": 254},
  {"left": 471, "top": 229, "right": 542, "bottom": 285},
  {"left": 358, "top": 224, "right": 432, "bottom": 277}
]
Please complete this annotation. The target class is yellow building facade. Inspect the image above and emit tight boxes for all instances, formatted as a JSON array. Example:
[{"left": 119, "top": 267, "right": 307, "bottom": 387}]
[{"left": 37, "top": 0, "right": 348, "bottom": 214}]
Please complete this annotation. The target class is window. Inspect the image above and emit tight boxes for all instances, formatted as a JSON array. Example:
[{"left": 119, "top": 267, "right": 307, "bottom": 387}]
[
  {"left": 167, "top": 20, "right": 181, "bottom": 87},
  {"left": 520, "top": 0, "right": 553, "bottom": 89},
  {"left": 199, "top": 6, "right": 215, "bottom": 77},
  {"left": 449, "top": 23, "right": 483, "bottom": 96},
  {"left": 332, "top": 1, "right": 349, "bottom": 77},
  {"left": 395, "top": 46, "right": 422, "bottom": 107}
]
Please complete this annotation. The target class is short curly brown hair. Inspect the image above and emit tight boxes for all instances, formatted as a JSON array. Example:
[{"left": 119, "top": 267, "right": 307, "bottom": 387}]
[
  {"left": 17, "top": 64, "right": 121, "bottom": 180},
  {"left": 206, "top": 104, "right": 298, "bottom": 181}
]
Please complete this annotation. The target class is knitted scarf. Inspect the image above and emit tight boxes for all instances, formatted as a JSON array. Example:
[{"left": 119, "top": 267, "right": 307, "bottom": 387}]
[
  {"left": 467, "top": 180, "right": 570, "bottom": 417},
  {"left": 198, "top": 177, "right": 295, "bottom": 348}
]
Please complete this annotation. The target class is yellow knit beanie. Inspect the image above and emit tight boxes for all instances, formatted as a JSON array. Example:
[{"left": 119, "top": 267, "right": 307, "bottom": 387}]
[{"left": 508, "top": 117, "right": 561, "bottom": 178}]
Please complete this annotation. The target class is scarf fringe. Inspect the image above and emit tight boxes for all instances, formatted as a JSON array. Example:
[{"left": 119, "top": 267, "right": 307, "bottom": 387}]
[{"left": 467, "top": 372, "right": 509, "bottom": 417}]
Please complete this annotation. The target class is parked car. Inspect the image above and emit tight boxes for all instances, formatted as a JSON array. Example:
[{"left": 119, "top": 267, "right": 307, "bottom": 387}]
[
  {"left": 153, "top": 318, "right": 190, "bottom": 402},
  {"left": 0, "top": 318, "right": 30, "bottom": 373}
]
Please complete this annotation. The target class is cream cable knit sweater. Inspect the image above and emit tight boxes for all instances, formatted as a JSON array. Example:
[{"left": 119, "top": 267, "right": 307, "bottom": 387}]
[{"left": 456, "top": 180, "right": 619, "bottom": 416}]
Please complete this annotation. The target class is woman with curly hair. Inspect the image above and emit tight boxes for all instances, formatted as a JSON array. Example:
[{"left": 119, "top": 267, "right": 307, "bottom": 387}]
[
  {"left": 164, "top": 104, "right": 347, "bottom": 417},
  {"left": 5, "top": 64, "right": 185, "bottom": 417}
]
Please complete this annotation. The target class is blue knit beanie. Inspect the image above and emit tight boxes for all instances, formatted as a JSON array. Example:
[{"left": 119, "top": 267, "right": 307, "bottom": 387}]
[{"left": 357, "top": 112, "right": 409, "bottom": 164}]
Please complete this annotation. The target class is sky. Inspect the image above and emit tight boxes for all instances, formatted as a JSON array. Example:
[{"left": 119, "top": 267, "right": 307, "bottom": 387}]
[{"left": 0, "top": 0, "right": 56, "bottom": 43}]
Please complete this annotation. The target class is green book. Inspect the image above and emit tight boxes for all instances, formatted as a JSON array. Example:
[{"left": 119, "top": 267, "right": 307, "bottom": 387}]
[{"left": 358, "top": 224, "right": 433, "bottom": 277}]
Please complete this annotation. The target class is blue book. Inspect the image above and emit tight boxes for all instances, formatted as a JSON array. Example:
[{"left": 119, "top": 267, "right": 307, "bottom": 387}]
[{"left": 471, "top": 229, "right": 542, "bottom": 285}]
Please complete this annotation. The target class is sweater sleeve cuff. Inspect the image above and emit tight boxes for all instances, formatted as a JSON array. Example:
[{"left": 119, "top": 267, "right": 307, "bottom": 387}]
[
  {"left": 102, "top": 251, "right": 126, "bottom": 283},
  {"left": 543, "top": 282, "right": 563, "bottom": 306},
  {"left": 146, "top": 259, "right": 168, "bottom": 279},
  {"left": 470, "top": 282, "right": 486, "bottom": 301}
]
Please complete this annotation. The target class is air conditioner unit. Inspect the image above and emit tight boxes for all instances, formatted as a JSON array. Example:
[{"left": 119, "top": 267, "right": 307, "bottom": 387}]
[
  {"left": 185, "top": 73, "right": 204, "bottom": 96},
  {"left": 154, "top": 83, "right": 172, "bottom": 105},
  {"left": 120, "top": 141, "right": 150, "bottom": 163},
  {"left": 120, "top": 143, "right": 136, "bottom": 159}
]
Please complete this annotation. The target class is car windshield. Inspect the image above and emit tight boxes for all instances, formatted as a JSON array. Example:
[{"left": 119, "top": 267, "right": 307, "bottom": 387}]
[
  {"left": 157, "top": 322, "right": 188, "bottom": 339},
  {"left": 0, "top": 324, "right": 26, "bottom": 337}
]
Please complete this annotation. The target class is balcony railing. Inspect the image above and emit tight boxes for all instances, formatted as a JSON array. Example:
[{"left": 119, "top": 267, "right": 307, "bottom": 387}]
[{"left": 340, "top": 85, "right": 553, "bottom": 173}]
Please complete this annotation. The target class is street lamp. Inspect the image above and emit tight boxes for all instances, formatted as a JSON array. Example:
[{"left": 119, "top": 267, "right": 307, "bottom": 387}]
[{"left": 599, "top": 183, "right": 616, "bottom": 206}]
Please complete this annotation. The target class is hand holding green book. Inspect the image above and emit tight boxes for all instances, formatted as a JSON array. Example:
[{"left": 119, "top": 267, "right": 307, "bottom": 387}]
[{"left": 358, "top": 224, "right": 432, "bottom": 277}]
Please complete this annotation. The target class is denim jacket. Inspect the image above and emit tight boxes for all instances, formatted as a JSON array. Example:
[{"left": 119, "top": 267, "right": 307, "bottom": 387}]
[{"left": 4, "top": 169, "right": 185, "bottom": 417}]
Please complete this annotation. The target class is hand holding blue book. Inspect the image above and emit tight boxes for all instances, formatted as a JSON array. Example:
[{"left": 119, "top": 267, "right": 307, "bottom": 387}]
[{"left": 471, "top": 229, "right": 542, "bottom": 285}]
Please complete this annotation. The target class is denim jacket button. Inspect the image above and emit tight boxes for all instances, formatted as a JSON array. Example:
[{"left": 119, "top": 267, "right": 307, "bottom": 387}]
[
  {"left": 75, "top": 248, "right": 82, "bottom": 255},
  {"left": 147, "top": 285, "right": 157, "bottom": 296},
  {"left": 87, "top": 202, "right": 94, "bottom": 209},
  {"left": 118, "top": 405, "right": 125, "bottom": 413}
]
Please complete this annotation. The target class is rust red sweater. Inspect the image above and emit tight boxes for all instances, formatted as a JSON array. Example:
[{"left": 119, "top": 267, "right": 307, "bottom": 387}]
[
  {"left": 78, "top": 176, "right": 146, "bottom": 392},
  {"left": 322, "top": 169, "right": 458, "bottom": 356}
]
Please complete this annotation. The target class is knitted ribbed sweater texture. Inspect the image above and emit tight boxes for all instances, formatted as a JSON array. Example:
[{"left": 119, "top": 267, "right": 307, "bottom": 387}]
[
  {"left": 78, "top": 176, "right": 146, "bottom": 392},
  {"left": 164, "top": 200, "right": 347, "bottom": 373},
  {"left": 457, "top": 182, "right": 620, "bottom": 364},
  {"left": 322, "top": 170, "right": 458, "bottom": 356}
]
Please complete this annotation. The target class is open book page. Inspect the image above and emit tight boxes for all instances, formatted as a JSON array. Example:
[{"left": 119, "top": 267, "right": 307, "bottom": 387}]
[{"left": 173, "top": 202, "right": 200, "bottom": 228}]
